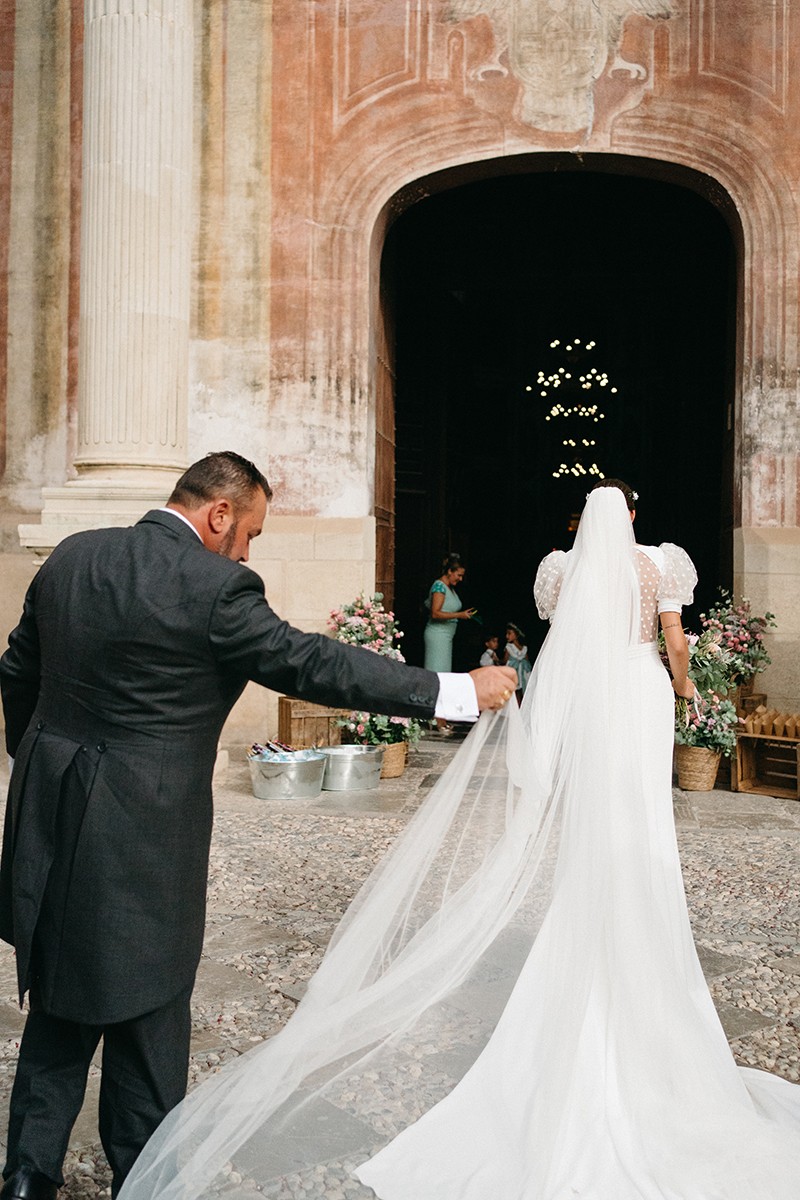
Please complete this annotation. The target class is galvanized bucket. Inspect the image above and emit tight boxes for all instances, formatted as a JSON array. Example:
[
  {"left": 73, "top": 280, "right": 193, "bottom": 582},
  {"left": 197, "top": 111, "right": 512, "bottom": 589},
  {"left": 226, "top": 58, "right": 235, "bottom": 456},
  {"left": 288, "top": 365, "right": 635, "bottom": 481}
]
[
  {"left": 247, "top": 752, "right": 327, "bottom": 800},
  {"left": 321, "top": 745, "right": 385, "bottom": 791}
]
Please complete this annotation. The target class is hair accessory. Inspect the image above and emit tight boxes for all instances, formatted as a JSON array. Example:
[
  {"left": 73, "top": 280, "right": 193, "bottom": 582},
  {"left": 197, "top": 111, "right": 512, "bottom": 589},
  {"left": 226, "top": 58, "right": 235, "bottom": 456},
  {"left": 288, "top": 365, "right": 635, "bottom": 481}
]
[{"left": 586, "top": 486, "right": 639, "bottom": 503}]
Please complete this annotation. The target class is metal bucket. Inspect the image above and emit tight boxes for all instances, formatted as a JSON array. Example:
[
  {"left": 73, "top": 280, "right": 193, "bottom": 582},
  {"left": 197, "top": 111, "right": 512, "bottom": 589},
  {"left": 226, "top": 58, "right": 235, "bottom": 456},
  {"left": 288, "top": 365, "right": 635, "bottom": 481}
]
[
  {"left": 247, "top": 753, "right": 327, "bottom": 800},
  {"left": 321, "top": 745, "right": 385, "bottom": 791}
]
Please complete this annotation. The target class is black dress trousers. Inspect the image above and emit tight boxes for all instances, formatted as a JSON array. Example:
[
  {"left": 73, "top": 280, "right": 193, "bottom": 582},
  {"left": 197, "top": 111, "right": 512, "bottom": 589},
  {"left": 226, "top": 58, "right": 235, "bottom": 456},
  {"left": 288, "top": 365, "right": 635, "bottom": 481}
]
[{"left": 3, "top": 983, "right": 192, "bottom": 1196}]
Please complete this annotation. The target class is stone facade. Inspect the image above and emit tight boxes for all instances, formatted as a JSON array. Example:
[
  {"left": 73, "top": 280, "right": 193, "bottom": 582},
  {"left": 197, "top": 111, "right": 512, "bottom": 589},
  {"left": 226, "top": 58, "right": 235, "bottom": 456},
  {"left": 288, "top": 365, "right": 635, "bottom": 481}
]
[{"left": 0, "top": 0, "right": 798, "bottom": 737}]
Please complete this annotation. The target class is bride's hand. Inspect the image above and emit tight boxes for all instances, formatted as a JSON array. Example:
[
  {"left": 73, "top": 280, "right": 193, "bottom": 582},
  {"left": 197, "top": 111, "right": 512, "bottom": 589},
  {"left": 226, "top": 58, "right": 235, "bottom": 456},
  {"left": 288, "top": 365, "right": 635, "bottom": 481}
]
[
  {"left": 470, "top": 666, "right": 519, "bottom": 710},
  {"left": 672, "top": 678, "right": 697, "bottom": 701}
]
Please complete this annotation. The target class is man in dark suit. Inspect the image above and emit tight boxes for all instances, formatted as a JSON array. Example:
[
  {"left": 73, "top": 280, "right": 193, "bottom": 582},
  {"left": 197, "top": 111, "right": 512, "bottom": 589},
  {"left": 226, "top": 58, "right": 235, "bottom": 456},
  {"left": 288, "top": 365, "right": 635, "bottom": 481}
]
[{"left": 0, "top": 452, "right": 516, "bottom": 1199}]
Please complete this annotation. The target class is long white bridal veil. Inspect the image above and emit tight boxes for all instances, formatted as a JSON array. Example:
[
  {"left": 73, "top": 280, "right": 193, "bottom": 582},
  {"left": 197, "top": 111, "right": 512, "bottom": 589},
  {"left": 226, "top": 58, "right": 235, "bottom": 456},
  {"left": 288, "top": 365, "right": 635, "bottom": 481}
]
[
  {"left": 116, "top": 488, "right": 741, "bottom": 1199},
  {"left": 118, "top": 489, "right": 643, "bottom": 1198}
]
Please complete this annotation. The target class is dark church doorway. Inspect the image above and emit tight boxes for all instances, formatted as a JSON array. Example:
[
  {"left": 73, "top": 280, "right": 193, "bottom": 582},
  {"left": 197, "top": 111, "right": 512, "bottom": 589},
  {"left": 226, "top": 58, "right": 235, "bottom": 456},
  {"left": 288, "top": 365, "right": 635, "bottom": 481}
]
[{"left": 381, "top": 158, "right": 738, "bottom": 671}]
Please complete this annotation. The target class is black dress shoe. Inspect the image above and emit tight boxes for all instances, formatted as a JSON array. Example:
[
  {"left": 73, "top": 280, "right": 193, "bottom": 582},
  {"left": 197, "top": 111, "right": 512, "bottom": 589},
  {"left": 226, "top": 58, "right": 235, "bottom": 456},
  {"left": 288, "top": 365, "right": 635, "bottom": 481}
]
[{"left": 0, "top": 1167, "right": 58, "bottom": 1199}]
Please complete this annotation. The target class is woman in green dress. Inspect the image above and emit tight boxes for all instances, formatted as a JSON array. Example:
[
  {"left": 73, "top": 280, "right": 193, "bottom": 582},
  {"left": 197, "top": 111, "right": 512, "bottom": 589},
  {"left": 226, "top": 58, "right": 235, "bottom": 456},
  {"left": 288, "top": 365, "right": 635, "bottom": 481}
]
[{"left": 424, "top": 556, "right": 476, "bottom": 732}]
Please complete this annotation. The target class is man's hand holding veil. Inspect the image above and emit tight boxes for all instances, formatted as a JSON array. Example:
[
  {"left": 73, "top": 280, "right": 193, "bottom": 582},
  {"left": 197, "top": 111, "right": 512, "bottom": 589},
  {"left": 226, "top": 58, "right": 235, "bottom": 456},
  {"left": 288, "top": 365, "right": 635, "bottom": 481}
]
[{"left": 470, "top": 665, "right": 519, "bottom": 709}]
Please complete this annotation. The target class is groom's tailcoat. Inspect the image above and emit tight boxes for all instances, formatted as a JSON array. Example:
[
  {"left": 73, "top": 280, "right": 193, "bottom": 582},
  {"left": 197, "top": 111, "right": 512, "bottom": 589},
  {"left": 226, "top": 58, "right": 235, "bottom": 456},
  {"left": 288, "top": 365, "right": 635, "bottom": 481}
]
[{"left": 0, "top": 510, "right": 438, "bottom": 1025}]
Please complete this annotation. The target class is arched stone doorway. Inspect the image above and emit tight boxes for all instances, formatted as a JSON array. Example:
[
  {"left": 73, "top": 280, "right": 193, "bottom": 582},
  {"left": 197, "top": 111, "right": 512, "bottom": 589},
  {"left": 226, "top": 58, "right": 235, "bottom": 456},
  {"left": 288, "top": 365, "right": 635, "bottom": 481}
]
[{"left": 376, "top": 156, "right": 739, "bottom": 669}]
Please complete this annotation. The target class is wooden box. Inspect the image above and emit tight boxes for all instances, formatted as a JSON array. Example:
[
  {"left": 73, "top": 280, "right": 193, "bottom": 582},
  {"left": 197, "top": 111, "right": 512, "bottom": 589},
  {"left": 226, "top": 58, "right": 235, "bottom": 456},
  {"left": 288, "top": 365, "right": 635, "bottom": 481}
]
[
  {"left": 733, "top": 734, "right": 800, "bottom": 800},
  {"left": 277, "top": 696, "right": 349, "bottom": 749}
]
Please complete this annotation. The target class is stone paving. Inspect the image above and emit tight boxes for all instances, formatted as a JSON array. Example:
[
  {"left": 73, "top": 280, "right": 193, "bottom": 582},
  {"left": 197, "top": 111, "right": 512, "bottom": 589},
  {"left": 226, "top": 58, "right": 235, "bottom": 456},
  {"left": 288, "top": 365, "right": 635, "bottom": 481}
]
[{"left": 0, "top": 735, "right": 797, "bottom": 1196}]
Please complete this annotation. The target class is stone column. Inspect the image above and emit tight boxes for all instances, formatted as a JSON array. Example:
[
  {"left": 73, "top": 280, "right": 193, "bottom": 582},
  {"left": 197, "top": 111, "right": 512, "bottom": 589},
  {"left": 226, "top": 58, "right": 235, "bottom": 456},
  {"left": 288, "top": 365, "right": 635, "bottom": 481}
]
[{"left": 21, "top": 0, "right": 193, "bottom": 550}]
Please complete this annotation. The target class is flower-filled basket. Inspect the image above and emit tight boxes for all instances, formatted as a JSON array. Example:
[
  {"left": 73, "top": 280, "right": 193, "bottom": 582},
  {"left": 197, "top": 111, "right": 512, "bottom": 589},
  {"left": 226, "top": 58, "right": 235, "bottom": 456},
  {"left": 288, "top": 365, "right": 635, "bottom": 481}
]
[
  {"left": 329, "top": 593, "right": 423, "bottom": 778},
  {"left": 660, "top": 624, "right": 742, "bottom": 791}
]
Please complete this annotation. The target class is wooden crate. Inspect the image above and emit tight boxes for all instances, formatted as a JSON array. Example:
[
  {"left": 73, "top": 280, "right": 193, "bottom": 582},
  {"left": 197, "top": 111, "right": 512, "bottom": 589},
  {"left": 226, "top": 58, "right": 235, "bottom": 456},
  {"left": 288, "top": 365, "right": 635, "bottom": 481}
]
[
  {"left": 277, "top": 696, "right": 349, "bottom": 749},
  {"left": 733, "top": 734, "right": 800, "bottom": 800}
]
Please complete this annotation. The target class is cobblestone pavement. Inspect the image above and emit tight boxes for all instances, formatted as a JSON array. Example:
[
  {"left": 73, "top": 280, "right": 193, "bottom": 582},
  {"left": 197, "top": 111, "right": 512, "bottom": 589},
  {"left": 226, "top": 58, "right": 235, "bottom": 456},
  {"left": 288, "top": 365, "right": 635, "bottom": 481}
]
[{"left": 0, "top": 734, "right": 797, "bottom": 1197}]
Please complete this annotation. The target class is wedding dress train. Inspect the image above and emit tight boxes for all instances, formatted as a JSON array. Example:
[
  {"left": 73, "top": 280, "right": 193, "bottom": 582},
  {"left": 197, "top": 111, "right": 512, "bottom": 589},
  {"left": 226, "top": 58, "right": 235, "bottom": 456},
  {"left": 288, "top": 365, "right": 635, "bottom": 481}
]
[{"left": 119, "top": 490, "right": 800, "bottom": 1200}]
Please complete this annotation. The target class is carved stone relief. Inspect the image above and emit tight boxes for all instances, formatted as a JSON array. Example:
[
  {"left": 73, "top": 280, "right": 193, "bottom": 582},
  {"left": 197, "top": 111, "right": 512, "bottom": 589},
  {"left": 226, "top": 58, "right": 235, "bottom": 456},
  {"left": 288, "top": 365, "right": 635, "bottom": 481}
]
[{"left": 442, "top": 0, "right": 674, "bottom": 132}]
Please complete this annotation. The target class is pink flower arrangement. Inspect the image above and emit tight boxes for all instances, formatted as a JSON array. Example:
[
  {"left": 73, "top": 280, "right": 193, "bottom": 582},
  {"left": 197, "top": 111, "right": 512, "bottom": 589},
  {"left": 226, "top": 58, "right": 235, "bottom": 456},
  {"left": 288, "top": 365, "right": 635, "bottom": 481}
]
[
  {"left": 699, "top": 590, "right": 776, "bottom": 686},
  {"left": 330, "top": 593, "right": 422, "bottom": 745},
  {"left": 340, "top": 711, "right": 422, "bottom": 747},
  {"left": 327, "top": 592, "right": 405, "bottom": 661}
]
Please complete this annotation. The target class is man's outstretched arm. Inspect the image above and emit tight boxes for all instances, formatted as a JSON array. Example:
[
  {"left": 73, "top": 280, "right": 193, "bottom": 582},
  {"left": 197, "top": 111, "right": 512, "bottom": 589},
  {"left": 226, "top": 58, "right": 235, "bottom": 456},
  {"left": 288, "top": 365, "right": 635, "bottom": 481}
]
[{"left": 209, "top": 570, "right": 518, "bottom": 719}]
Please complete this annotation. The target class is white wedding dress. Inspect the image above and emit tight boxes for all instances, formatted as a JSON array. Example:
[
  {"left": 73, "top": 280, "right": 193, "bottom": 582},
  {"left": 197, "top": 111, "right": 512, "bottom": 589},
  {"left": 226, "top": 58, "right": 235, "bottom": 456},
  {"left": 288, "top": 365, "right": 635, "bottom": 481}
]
[{"left": 120, "top": 490, "right": 800, "bottom": 1200}]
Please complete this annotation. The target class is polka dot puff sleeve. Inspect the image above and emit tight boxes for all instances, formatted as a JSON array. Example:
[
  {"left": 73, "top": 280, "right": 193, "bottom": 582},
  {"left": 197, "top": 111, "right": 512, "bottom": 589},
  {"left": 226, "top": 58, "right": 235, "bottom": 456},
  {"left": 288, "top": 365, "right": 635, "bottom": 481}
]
[
  {"left": 658, "top": 543, "right": 698, "bottom": 613},
  {"left": 534, "top": 551, "right": 568, "bottom": 620}
]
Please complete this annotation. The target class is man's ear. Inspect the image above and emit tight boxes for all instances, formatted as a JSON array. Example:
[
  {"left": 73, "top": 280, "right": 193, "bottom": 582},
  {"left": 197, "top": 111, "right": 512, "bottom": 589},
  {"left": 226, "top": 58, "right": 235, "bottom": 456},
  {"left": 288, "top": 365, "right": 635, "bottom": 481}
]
[{"left": 207, "top": 498, "right": 233, "bottom": 533}]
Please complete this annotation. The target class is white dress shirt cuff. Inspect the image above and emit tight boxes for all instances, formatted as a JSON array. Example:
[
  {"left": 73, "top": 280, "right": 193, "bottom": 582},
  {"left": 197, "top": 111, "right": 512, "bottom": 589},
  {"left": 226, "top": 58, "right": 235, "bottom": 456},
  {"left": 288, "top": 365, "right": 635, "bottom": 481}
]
[{"left": 435, "top": 674, "right": 479, "bottom": 723}]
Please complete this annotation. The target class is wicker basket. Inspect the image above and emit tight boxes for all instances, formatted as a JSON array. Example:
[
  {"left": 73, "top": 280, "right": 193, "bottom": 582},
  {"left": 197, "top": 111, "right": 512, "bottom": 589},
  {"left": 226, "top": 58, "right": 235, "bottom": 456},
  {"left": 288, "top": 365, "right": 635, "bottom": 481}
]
[
  {"left": 675, "top": 744, "right": 721, "bottom": 791},
  {"left": 380, "top": 741, "right": 408, "bottom": 779}
]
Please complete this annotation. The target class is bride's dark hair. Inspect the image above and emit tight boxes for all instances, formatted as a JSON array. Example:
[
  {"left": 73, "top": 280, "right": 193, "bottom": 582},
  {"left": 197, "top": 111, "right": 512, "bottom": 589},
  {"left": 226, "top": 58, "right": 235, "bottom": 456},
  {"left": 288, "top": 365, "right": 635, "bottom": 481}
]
[{"left": 590, "top": 477, "right": 637, "bottom": 511}]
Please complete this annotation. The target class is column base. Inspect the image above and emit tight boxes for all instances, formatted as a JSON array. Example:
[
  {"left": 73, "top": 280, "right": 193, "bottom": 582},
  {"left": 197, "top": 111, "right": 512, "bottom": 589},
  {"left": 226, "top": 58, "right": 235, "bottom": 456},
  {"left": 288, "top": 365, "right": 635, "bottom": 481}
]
[{"left": 19, "top": 477, "right": 175, "bottom": 554}]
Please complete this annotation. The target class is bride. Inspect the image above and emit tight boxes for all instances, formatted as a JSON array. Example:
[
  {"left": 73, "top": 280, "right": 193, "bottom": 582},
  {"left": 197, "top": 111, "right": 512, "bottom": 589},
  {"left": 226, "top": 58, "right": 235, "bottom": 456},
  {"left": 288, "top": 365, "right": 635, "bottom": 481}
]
[{"left": 120, "top": 482, "right": 800, "bottom": 1199}]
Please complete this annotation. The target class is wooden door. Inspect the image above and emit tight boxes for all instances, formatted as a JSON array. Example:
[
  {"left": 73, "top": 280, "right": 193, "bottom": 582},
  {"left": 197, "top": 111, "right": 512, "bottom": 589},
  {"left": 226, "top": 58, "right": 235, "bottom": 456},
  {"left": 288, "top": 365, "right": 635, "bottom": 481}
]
[{"left": 374, "top": 274, "right": 396, "bottom": 608}]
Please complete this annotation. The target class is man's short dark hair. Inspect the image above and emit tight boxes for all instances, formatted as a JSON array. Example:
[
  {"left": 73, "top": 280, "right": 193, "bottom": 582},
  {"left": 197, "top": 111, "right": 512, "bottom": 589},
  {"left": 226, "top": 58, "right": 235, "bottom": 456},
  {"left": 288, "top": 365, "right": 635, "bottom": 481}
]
[{"left": 168, "top": 452, "right": 273, "bottom": 513}]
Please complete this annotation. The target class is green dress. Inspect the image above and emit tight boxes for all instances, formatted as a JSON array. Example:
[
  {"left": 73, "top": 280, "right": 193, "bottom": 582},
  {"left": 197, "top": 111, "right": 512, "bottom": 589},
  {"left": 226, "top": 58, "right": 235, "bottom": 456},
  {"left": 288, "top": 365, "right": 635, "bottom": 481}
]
[{"left": 423, "top": 580, "right": 461, "bottom": 671}]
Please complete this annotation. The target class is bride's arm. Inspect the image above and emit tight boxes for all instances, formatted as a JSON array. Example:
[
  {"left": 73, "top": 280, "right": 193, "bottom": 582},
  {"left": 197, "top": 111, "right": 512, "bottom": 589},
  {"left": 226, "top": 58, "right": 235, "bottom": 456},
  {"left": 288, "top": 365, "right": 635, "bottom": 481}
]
[
  {"left": 660, "top": 612, "right": 693, "bottom": 698},
  {"left": 657, "top": 543, "right": 697, "bottom": 699}
]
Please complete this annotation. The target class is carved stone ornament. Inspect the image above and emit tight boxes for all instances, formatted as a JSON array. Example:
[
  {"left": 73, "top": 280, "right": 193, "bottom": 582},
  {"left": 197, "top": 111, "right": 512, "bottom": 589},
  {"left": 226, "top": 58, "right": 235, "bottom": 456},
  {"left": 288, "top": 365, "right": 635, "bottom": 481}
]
[{"left": 443, "top": 0, "right": 674, "bottom": 132}]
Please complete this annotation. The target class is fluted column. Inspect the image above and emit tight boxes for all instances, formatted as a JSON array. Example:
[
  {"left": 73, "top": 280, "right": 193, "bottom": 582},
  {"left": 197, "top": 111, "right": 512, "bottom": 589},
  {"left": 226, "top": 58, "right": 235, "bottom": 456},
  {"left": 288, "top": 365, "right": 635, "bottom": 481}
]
[
  {"left": 21, "top": 0, "right": 193, "bottom": 550},
  {"left": 77, "top": 0, "right": 191, "bottom": 475}
]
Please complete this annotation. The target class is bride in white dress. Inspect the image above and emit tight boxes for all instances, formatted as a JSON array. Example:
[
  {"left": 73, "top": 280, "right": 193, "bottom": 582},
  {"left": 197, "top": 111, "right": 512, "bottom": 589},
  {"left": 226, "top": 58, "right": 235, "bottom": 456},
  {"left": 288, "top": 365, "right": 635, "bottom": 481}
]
[{"left": 120, "top": 483, "right": 800, "bottom": 1200}]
